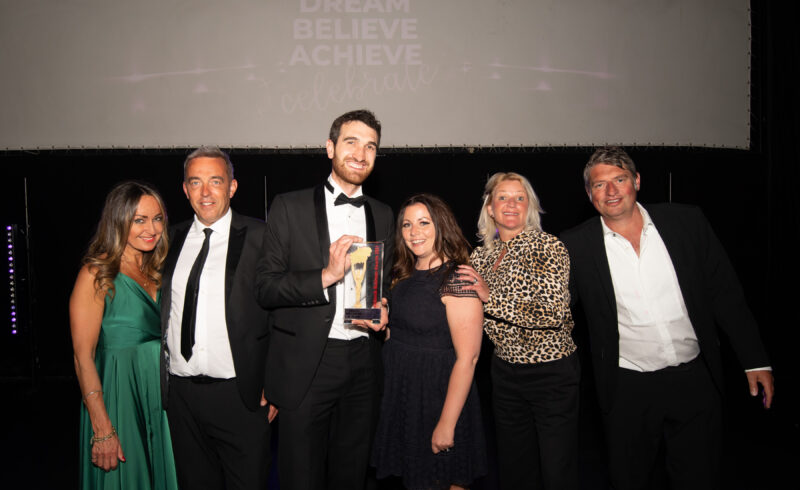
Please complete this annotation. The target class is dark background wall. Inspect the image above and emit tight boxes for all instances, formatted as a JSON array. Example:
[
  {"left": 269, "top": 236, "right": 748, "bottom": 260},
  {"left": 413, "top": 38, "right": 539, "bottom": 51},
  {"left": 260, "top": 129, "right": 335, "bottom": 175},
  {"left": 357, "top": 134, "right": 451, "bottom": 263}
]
[{"left": 1, "top": 1, "right": 797, "bottom": 488}]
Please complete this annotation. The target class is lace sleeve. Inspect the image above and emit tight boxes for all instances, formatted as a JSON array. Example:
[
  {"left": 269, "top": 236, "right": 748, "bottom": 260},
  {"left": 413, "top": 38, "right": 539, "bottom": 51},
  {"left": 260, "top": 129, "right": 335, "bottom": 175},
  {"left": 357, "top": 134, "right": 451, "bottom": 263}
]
[{"left": 439, "top": 268, "right": 479, "bottom": 299}]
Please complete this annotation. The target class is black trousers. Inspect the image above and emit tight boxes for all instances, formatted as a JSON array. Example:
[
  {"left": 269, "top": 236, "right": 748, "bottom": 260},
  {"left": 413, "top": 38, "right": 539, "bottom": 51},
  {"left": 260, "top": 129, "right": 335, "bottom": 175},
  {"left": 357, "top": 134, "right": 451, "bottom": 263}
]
[
  {"left": 167, "top": 376, "right": 272, "bottom": 490},
  {"left": 604, "top": 357, "right": 721, "bottom": 490},
  {"left": 277, "top": 337, "right": 379, "bottom": 490},
  {"left": 491, "top": 353, "right": 580, "bottom": 490}
]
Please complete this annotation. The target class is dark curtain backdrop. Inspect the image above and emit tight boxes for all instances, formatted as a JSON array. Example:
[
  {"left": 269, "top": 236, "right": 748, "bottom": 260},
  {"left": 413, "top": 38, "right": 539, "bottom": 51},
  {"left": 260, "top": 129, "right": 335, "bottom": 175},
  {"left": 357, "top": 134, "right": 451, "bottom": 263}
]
[{"left": 1, "top": 1, "right": 797, "bottom": 488}]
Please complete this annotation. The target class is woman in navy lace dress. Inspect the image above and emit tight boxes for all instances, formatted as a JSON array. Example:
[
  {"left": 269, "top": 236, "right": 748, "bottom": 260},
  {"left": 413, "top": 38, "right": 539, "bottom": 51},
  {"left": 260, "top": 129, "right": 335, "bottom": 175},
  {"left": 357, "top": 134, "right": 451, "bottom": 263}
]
[{"left": 372, "top": 194, "right": 487, "bottom": 490}]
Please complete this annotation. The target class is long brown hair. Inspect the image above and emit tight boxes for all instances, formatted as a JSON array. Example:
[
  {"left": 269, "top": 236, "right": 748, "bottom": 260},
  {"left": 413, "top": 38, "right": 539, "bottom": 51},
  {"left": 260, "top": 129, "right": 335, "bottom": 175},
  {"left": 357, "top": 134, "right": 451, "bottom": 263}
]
[
  {"left": 84, "top": 181, "right": 169, "bottom": 297},
  {"left": 391, "top": 194, "right": 471, "bottom": 287}
]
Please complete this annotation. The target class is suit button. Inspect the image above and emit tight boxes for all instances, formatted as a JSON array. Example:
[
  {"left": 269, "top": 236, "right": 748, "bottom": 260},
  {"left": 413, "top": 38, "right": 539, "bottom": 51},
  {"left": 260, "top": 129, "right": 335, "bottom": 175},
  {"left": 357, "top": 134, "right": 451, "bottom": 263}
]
[{"left": 324, "top": 317, "right": 331, "bottom": 322}]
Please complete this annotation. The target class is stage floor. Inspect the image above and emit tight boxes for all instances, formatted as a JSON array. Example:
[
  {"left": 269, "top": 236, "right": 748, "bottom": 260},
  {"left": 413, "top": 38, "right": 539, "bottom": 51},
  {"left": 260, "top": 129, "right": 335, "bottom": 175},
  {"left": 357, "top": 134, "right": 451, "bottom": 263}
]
[{"left": 3, "top": 371, "right": 795, "bottom": 489}]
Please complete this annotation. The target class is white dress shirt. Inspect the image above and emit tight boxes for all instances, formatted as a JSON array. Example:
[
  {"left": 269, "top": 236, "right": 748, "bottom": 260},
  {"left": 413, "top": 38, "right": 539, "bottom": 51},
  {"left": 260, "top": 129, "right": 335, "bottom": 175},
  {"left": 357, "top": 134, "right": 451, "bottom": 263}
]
[
  {"left": 167, "top": 209, "right": 236, "bottom": 378},
  {"left": 602, "top": 203, "right": 701, "bottom": 372},
  {"left": 324, "top": 176, "right": 369, "bottom": 340}
]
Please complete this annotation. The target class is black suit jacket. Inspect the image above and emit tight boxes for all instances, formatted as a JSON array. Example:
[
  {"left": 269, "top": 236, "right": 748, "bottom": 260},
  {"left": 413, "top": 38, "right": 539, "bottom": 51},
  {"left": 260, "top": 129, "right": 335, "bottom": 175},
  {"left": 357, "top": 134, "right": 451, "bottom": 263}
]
[
  {"left": 561, "top": 203, "right": 769, "bottom": 412},
  {"left": 256, "top": 184, "right": 394, "bottom": 409},
  {"left": 160, "top": 211, "right": 270, "bottom": 411}
]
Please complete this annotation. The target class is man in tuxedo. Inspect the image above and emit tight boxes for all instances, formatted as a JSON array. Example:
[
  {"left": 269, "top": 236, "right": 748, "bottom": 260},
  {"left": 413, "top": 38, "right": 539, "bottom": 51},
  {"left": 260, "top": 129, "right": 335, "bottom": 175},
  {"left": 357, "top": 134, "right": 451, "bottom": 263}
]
[
  {"left": 560, "top": 146, "right": 774, "bottom": 490},
  {"left": 160, "top": 146, "right": 276, "bottom": 489},
  {"left": 256, "top": 109, "right": 394, "bottom": 490}
]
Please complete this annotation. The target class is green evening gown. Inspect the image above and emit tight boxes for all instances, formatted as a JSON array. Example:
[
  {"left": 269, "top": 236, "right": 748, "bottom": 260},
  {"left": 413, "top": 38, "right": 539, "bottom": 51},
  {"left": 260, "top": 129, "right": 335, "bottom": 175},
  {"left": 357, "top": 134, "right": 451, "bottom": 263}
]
[{"left": 78, "top": 273, "right": 178, "bottom": 490}]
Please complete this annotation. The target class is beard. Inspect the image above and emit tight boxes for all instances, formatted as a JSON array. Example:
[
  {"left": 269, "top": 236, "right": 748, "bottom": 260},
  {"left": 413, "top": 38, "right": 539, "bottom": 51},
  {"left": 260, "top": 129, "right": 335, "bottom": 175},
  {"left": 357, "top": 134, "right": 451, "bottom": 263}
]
[{"left": 332, "top": 157, "right": 372, "bottom": 187}]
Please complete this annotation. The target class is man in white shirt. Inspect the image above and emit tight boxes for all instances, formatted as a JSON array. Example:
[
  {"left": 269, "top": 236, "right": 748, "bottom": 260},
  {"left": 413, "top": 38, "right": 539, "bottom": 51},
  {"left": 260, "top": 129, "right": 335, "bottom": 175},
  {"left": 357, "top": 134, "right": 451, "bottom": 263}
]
[
  {"left": 561, "top": 146, "right": 774, "bottom": 490},
  {"left": 256, "top": 109, "right": 394, "bottom": 490},
  {"left": 160, "top": 147, "right": 276, "bottom": 489}
]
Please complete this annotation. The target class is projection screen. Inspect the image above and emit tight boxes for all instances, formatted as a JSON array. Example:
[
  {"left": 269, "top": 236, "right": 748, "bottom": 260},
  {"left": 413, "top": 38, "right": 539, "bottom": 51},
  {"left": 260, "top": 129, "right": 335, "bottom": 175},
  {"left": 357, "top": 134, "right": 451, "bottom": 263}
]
[{"left": 0, "top": 0, "right": 750, "bottom": 150}]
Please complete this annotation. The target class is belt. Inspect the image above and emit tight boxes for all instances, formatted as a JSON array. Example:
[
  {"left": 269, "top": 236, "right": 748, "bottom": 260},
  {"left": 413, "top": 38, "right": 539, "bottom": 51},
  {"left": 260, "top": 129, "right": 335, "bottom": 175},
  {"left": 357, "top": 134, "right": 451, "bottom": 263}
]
[
  {"left": 660, "top": 356, "right": 701, "bottom": 372},
  {"left": 172, "top": 374, "right": 231, "bottom": 384},
  {"left": 619, "top": 356, "right": 701, "bottom": 375},
  {"left": 326, "top": 337, "right": 369, "bottom": 346}
]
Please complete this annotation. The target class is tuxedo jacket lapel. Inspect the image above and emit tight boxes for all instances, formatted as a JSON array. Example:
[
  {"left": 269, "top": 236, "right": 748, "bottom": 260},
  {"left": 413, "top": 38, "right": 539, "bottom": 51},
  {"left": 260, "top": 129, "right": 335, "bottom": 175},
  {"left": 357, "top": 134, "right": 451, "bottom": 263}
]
[
  {"left": 644, "top": 206, "right": 698, "bottom": 326},
  {"left": 363, "top": 201, "right": 376, "bottom": 242},
  {"left": 313, "top": 185, "right": 334, "bottom": 303},
  {"left": 159, "top": 221, "right": 190, "bottom": 407},
  {"left": 161, "top": 223, "right": 190, "bottom": 320},
  {"left": 226, "top": 215, "right": 247, "bottom": 303},
  {"left": 586, "top": 218, "right": 618, "bottom": 319},
  {"left": 313, "top": 185, "right": 331, "bottom": 262}
]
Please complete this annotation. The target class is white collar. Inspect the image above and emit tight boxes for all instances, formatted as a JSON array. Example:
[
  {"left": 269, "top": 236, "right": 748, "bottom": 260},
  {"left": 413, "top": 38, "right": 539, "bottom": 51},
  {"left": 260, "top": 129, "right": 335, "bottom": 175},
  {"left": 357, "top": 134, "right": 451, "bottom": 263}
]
[
  {"left": 600, "top": 202, "right": 654, "bottom": 237},
  {"left": 191, "top": 207, "right": 232, "bottom": 237},
  {"left": 326, "top": 174, "right": 363, "bottom": 199}
]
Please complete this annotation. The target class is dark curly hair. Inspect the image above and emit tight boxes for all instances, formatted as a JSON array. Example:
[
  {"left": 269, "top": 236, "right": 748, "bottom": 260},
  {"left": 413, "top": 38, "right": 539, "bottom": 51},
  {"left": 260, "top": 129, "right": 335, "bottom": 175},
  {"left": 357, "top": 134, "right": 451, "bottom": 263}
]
[
  {"left": 329, "top": 109, "right": 382, "bottom": 147},
  {"left": 391, "top": 194, "right": 471, "bottom": 287}
]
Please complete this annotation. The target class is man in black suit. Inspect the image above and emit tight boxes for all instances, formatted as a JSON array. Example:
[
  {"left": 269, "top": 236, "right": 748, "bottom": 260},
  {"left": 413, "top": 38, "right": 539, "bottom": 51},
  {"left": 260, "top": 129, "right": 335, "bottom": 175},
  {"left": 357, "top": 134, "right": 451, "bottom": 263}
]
[
  {"left": 561, "top": 146, "right": 774, "bottom": 490},
  {"left": 256, "top": 109, "right": 393, "bottom": 490},
  {"left": 160, "top": 146, "right": 276, "bottom": 489}
]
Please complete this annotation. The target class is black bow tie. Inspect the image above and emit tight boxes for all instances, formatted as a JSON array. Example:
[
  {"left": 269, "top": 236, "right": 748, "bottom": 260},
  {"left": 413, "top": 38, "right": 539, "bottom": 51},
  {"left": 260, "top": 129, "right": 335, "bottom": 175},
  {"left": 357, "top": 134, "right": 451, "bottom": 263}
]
[{"left": 334, "top": 193, "right": 366, "bottom": 207}]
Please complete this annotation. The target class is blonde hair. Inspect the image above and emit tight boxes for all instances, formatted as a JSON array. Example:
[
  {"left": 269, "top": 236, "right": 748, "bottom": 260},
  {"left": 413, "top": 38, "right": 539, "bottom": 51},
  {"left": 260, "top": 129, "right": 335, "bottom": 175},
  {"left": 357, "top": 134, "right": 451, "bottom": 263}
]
[{"left": 476, "top": 172, "right": 542, "bottom": 252}]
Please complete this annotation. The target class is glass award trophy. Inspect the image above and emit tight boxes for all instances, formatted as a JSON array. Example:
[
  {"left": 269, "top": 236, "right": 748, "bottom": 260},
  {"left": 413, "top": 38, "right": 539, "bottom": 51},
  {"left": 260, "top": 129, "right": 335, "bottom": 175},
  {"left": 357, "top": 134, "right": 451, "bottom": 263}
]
[{"left": 344, "top": 242, "right": 384, "bottom": 322}]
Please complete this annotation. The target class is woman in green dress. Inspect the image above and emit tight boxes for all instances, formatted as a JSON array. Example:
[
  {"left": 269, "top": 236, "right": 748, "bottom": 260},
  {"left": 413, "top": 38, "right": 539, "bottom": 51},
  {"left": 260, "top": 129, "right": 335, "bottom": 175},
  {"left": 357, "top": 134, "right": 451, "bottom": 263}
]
[{"left": 70, "top": 181, "right": 178, "bottom": 490}]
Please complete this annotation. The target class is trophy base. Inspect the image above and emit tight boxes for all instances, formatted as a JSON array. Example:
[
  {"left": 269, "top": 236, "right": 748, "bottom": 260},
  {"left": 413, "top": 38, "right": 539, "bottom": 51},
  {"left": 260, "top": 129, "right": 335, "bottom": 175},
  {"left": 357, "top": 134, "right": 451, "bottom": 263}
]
[{"left": 344, "top": 307, "right": 381, "bottom": 323}]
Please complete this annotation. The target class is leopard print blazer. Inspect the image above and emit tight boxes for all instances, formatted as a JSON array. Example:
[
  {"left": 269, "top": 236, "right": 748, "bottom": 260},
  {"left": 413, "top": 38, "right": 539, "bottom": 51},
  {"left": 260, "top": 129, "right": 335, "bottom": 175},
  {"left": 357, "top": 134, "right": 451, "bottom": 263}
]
[{"left": 470, "top": 229, "right": 576, "bottom": 364}]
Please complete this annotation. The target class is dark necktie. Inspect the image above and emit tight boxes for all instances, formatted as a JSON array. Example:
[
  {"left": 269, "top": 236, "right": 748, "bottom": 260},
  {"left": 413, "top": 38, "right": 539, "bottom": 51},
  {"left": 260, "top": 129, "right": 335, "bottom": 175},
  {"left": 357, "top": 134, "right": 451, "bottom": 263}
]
[
  {"left": 334, "top": 193, "right": 366, "bottom": 207},
  {"left": 181, "top": 228, "right": 212, "bottom": 361}
]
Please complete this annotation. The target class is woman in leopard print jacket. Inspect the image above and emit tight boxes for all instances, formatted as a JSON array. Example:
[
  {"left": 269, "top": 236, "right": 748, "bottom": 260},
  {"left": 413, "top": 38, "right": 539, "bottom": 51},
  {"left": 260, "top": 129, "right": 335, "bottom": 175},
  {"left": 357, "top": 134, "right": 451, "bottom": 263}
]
[{"left": 459, "top": 172, "right": 579, "bottom": 490}]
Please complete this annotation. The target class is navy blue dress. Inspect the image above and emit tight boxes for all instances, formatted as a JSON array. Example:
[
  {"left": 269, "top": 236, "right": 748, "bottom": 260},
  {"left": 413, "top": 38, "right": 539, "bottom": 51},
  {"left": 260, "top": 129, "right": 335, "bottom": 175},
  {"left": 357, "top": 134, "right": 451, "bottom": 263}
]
[{"left": 372, "top": 264, "right": 487, "bottom": 490}]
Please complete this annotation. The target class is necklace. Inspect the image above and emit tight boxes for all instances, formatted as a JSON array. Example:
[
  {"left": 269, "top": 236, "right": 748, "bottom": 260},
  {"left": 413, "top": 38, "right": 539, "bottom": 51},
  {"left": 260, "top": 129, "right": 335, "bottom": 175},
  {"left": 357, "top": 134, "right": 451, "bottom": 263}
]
[{"left": 121, "top": 255, "right": 149, "bottom": 287}]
